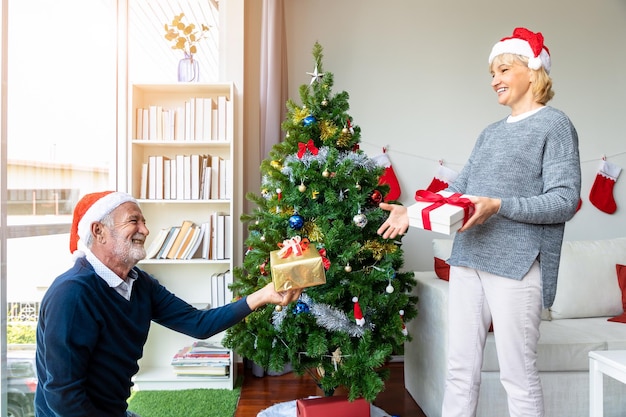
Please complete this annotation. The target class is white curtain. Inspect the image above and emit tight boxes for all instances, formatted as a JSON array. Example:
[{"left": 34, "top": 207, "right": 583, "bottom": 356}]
[{"left": 260, "top": 0, "right": 288, "bottom": 158}]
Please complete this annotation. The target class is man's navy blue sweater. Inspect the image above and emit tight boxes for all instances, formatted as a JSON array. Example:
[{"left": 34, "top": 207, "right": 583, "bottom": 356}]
[{"left": 35, "top": 257, "right": 251, "bottom": 417}]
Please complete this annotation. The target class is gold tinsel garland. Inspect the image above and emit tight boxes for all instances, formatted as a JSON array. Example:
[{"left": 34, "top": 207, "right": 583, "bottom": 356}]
[
  {"left": 361, "top": 239, "right": 398, "bottom": 260},
  {"left": 292, "top": 107, "right": 309, "bottom": 125},
  {"left": 303, "top": 220, "right": 324, "bottom": 243},
  {"left": 320, "top": 120, "right": 338, "bottom": 142}
]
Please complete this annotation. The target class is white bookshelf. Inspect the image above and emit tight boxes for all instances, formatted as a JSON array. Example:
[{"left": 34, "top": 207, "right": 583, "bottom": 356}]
[{"left": 125, "top": 83, "right": 238, "bottom": 390}]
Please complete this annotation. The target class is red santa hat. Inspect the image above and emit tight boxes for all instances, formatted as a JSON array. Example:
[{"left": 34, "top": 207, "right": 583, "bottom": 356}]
[
  {"left": 352, "top": 297, "right": 365, "bottom": 326},
  {"left": 70, "top": 191, "right": 137, "bottom": 255},
  {"left": 488, "top": 27, "right": 551, "bottom": 74}
]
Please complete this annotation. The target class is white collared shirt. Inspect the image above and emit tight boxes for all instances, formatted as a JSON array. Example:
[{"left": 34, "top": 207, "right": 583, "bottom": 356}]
[{"left": 84, "top": 247, "right": 137, "bottom": 301}]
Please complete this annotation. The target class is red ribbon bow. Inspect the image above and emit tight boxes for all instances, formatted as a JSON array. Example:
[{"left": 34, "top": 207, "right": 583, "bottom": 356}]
[
  {"left": 297, "top": 139, "right": 319, "bottom": 159},
  {"left": 414, "top": 190, "right": 474, "bottom": 231},
  {"left": 277, "top": 236, "right": 310, "bottom": 258},
  {"left": 318, "top": 248, "right": 331, "bottom": 270}
]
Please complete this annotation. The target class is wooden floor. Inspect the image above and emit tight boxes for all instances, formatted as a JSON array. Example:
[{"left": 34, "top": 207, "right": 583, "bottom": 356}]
[{"left": 233, "top": 361, "right": 427, "bottom": 417}]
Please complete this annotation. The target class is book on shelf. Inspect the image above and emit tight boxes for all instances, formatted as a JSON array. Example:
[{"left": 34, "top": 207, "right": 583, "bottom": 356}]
[
  {"left": 216, "top": 215, "right": 225, "bottom": 260},
  {"left": 210, "top": 155, "right": 222, "bottom": 200},
  {"left": 210, "top": 270, "right": 232, "bottom": 308},
  {"left": 169, "top": 158, "right": 178, "bottom": 200},
  {"left": 157, "top": 226, "right": 181, "bottom": 259},
  {"left": 180, "top": 225, "right": 202, "bottom": 260},
  {"left": 166, "top": 220, "right": 195, "bottom": 259},
  {"left": 217, "top": 96, "right": 228, "bottom": 142},
  {"left": 203, "top": 98, "right": 214, "bottom": 140},
  {"left": 224, "top": 215, "right": 232, "bottom": 260},
  {"left": 194, "top": 97, "right": 204, "bottom": 141},
  {"left": 163, "top": 158, "right": 171, "bottom": 200},
  {"left": 145, "top": 227, "right": 171, "bottom": 259},
  {"left": 139, "top": 163, "right": 148, "bottom": 200}
]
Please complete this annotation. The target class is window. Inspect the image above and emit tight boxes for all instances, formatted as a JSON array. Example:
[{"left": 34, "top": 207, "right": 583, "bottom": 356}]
[{"left": 1, "top": 1, "right": 221, "bottom": 415}]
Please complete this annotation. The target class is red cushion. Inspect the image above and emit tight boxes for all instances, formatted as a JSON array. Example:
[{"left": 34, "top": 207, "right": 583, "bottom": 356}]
[
  {"left": 608, "top": 264, "right": 626, "bottom": 323},
  {"left": 434, "top": 257, "right": 450, "bottom": 281}
]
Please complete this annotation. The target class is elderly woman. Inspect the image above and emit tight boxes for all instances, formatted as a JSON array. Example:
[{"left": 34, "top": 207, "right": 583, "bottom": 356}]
[{"left": 378, "top": 27, "right": 581, "bottom": 417}]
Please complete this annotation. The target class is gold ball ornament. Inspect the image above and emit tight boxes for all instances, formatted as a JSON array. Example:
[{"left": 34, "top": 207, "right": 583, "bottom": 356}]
[
  {"left": 355, "top": 182, "right": 361, "bottom": 190},
  {"left": 322, "top": 170, "right": 330, "bottom": 178},
  {"left": 298, "top": 183, "right": 307, "bottom": 192},
  {"left": 275, "top": 305, "right": 283, "bottom": 312},
  {"left": 344, "top": 264, "right": 352, "bottom": 273},
  {"left": 342, "top": 127, "right": 349, "bottom": 134}
]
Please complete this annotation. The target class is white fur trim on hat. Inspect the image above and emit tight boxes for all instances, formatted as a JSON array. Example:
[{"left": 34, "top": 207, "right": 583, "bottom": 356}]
[
  {"left": 488, "top": 29, "right": 551, "bottom": 74},
  {"left": 77, "top": 192, "right": 136, "bottom": 248}
]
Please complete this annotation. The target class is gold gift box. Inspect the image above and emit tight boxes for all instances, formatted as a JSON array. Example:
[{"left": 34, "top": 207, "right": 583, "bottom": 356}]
[{"left": 270, "top": 247, "right": 326, "bottom": 291}]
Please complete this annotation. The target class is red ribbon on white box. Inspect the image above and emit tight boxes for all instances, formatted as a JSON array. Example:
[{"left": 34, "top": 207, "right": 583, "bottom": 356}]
[
  {"left": 277, "top": 236, "right": 310, "bottom": 258},
  {"left": 414, "top": 190, "right": 474, "bottom": 231}
]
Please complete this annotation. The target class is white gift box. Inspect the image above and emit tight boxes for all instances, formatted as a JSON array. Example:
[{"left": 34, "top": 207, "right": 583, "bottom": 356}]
[{"left": 407, "top": 191, "right": 474, "bottom": 235}]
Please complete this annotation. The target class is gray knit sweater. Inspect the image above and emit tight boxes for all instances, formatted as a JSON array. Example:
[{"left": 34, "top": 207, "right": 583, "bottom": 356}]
[{"left": 447, "top": 106, "right": 581, "bottom": 308}]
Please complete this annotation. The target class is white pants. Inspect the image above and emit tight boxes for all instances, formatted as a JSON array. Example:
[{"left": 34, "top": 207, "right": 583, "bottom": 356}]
[{"left": 441, "top": 262, "right": 544, "bottom": 417}]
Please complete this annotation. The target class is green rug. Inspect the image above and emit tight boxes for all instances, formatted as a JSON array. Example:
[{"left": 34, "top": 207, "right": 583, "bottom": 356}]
[{"left": 127, "top": 378, "right": 242, "bottom": 417}]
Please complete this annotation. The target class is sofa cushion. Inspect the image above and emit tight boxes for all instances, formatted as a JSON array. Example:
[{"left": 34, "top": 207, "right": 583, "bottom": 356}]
[
  {"left": 432, "top": 239, "right": 453, "bottom": 280},
  {"left": 482, "top": 318, "right": 626, "bottom": 372},
  {"left": 608, "top": 264, "right": 626, "bottom": 323},
  {"left": 550, "top": 238, "right": 626, "bottom": 320}
]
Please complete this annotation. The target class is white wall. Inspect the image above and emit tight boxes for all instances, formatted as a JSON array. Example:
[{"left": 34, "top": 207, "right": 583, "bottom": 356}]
[{"left": 282, "top": 0, "right": 626, "bottom": 271}]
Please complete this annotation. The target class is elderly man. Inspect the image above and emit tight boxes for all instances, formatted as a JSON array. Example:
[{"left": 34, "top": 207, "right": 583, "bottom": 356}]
[{"left": 35, "top": 191, "right": 300, "bottom": 417}]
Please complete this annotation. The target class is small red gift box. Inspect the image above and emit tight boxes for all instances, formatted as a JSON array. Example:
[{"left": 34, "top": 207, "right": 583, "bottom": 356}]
[
  {"left": 296, "top": 396, "right": 371, "bottom": 417},
  {"left": 407, "top": 190, "right": 474, "bottom": 235}
]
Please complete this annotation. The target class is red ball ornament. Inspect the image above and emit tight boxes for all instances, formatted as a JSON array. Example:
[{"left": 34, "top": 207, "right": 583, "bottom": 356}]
[{"left": 370, "top": 190, "right": 383, "bottom": 204}]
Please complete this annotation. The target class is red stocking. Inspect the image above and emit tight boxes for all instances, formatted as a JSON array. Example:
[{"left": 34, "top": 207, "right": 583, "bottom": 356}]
[
  {"left": 426, "top": 164, "right": 458, "bottom": 193},
  {"left": 372, "top": 149, "right": 401, "bottom": 202},
  {"left": 589, "top": 159, "right": 621, "bottom": 214}
]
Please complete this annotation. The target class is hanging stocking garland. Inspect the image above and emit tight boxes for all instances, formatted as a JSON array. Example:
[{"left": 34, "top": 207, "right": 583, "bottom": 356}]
[{"left": 589, "top": 159, "right": 622, "bottom": 214}]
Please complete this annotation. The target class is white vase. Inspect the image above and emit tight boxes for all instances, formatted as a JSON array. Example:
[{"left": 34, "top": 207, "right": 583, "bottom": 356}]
[{"left": 178, "top": 53, "right": 199, "bottom": 82}]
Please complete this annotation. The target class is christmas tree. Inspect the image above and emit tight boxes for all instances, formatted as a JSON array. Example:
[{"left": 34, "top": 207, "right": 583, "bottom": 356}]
[{"left": 223, "top": 42, "right": 417, "bottom": 402}]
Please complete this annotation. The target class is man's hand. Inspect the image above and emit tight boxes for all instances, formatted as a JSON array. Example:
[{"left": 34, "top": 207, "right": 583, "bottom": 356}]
[
  {"left": 458, "top": 196, "right": 501, "bottom": 232},
  {"left": 377, "top": 202, "right": 409, "bottom": 239},
  {"left": 246, "top": 282, "right": 303, "bottom": 311}
]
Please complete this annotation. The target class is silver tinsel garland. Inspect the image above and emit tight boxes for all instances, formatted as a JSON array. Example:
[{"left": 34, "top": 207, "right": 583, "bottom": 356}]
[
  {"left": 281, "top": 146, "right": 378, "bottom": 183},
  {"left": 272, "top": 293, "right": 374, "bottom": 337}
]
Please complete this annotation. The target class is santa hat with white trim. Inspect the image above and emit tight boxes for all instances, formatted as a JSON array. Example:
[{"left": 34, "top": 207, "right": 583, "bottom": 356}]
[
  {"left": 70, "top": 191, "right": 137, "bottom": 256},
  {"left": 488, "top": 27, "right": 551, "bottom": 74}
]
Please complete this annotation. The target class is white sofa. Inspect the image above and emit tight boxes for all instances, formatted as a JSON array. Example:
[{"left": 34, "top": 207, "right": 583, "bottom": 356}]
[{"left": 404, "top": 237, "right": 626, "bottom": 417}]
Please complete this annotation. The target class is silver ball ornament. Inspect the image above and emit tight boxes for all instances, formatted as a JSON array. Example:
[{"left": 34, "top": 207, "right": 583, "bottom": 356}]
[
  {"left": 386, "top": 284, "right": 395, "bottom": 294},
  {"left": 353, "top": 213, "right": 368, "bottom": 228}
]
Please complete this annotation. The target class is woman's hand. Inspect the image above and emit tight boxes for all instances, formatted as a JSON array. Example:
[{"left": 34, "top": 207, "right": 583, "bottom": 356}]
[
  {"left": 458, "top": 196, "right": 501, "bottom": 232},
  {"left": 246, "top": 282, "right": 303, "bottom": 311},
  {"left": 377, "top": 202, "right": 409, "bottom": 239}
]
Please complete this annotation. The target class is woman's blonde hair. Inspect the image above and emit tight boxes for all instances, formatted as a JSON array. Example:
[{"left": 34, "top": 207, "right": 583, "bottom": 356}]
[{"left": 491, "top": 53, "right": 554, "bottom": 105}]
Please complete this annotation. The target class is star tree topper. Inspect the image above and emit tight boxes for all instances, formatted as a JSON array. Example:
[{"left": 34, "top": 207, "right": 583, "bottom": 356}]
[{"left": 306, "top": 65, "right": 325, "bottom": 85}]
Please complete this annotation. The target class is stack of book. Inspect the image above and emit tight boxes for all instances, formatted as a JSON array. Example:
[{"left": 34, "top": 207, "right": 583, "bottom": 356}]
[
  {"left": 171, "top": 341, "right": 230, "bottom": 377},
  {"left": 135, "top": 95, "right": 233, "bottom": 142},
  {"left": 145, "top": 214, "right": 231, "bottom": 261}
]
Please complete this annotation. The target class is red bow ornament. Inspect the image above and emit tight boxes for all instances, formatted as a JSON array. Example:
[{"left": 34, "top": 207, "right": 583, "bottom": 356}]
[
  {"left": 297, "top": 139, "right": 319, "bottom": 159},
  {"left": 414, "top": 190, "right": 475, "bottom": 231}
]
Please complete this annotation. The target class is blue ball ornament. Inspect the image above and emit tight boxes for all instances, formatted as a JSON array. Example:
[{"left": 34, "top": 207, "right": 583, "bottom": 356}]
[
  {"left": 303, "top": 115, "right": 316, "bottom": 126},
  {"left": 289, "top": 214, "right": 305, "bottom": 229},
  {"left": 293, "top": 300, "right": 310, "bottom": 314}
]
